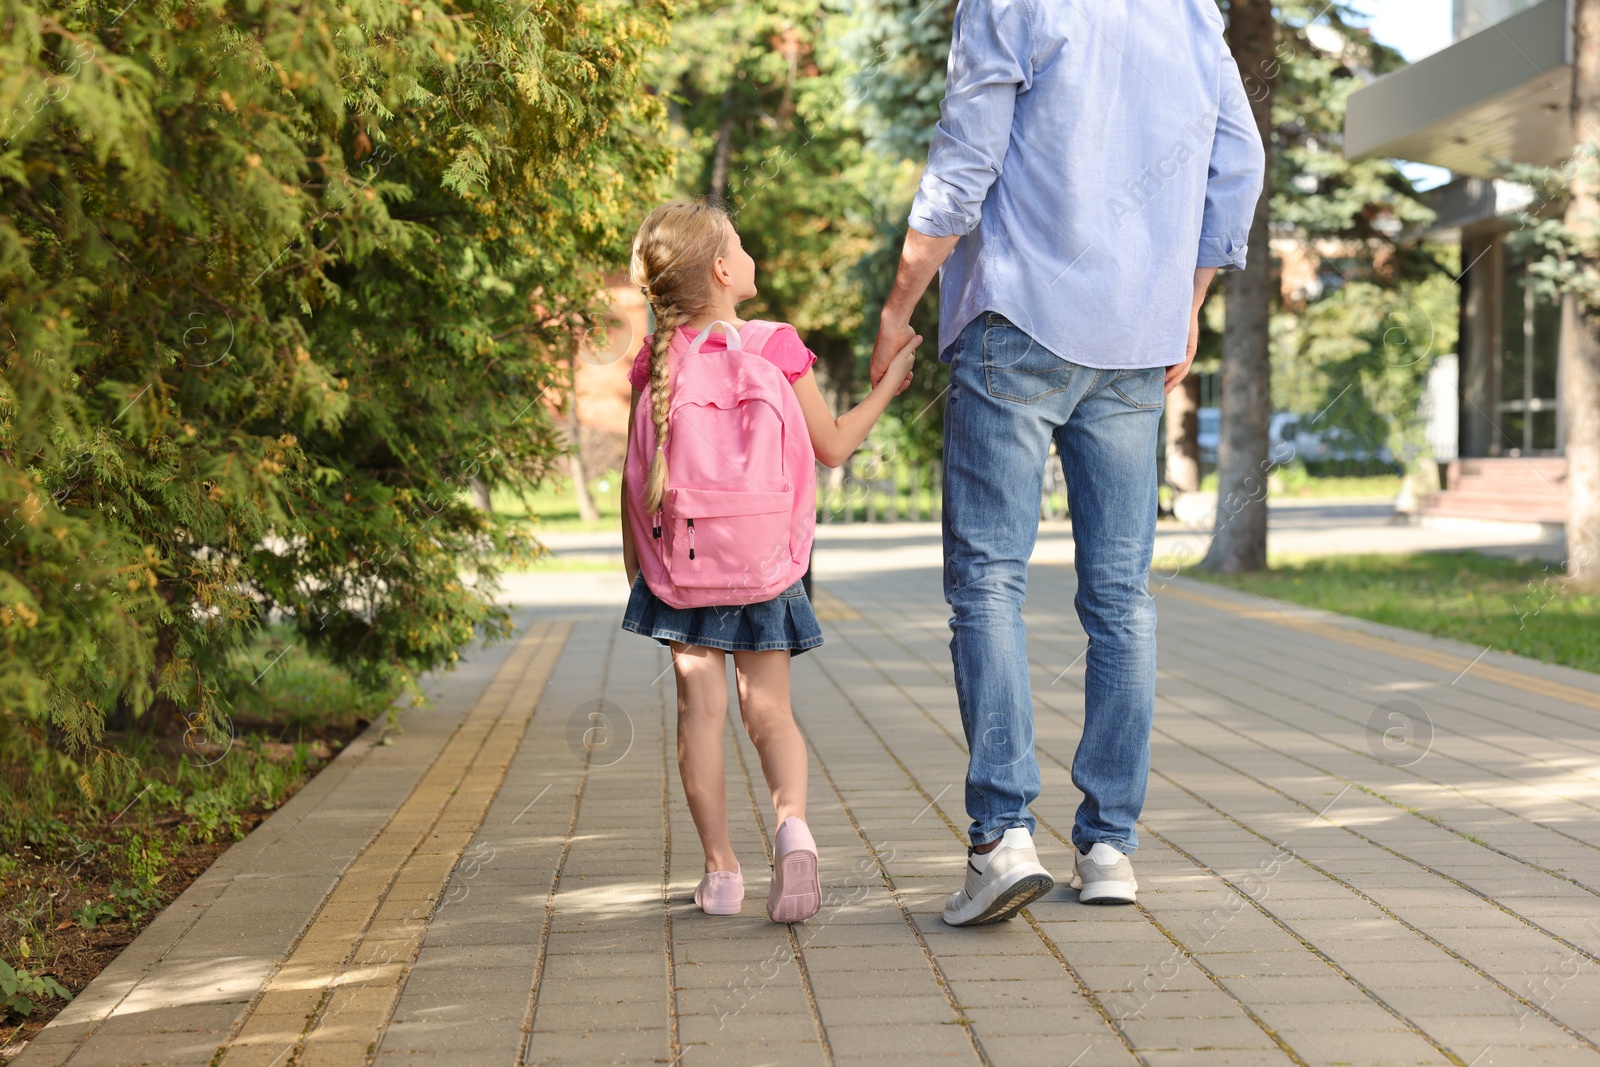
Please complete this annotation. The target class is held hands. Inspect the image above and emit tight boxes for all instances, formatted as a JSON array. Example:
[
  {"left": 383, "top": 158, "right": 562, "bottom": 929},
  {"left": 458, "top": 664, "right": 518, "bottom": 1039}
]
[
  {"left": 879, "top": 331, "right": 920, "bottom": 395},
  {"left": 872, "top": 314, "right": 918, "bottom": 396}
]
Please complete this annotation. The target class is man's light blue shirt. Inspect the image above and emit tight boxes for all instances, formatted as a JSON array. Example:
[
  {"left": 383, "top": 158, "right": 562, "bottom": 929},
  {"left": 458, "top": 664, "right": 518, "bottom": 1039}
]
[{"left": 908, "top": 0, "right": 1266, "bottom": 369}]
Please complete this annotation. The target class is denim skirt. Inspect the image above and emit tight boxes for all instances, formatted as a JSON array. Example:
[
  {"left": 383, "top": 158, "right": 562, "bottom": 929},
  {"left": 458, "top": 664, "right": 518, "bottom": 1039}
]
[{"left": 621, "top": 572, "right": 823, "bottom": 655}]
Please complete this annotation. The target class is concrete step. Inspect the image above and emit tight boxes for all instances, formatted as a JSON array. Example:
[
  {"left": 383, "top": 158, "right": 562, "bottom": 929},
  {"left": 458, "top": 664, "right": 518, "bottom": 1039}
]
[
  {"left": 1455, "top": 456, "right": 1567, "bottom": 478},
  {"left": 1431, "top": 483, "right": 1566, "bottom": 504},
  {"left": 1417, "top": 490, "right": 1568, "bottom": 524},
  {"left": 1449, "top": 475, "right": 1566, "bottom": 494},
  {"left": 1450, "top": 457, "right": 1567, "bottom": 491}
]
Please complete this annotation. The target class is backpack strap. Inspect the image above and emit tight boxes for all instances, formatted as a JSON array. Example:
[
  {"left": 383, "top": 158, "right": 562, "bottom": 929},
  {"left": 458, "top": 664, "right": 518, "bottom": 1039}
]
[
  {"left": 735, "top": 319, "right": 784, "bottom": 355},
  {"left": 686, "top": 319, "right": 742, "bottom": 354}
]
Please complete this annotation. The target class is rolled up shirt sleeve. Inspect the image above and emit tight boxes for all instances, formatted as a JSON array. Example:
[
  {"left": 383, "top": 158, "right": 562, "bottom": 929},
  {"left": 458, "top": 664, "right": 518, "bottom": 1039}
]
[
  {"left": 906, "top": 0, "right": 1034, "bottom": 238},
  {"left": 1197, "top": 45, "right": 1266, "bottom": 271}
]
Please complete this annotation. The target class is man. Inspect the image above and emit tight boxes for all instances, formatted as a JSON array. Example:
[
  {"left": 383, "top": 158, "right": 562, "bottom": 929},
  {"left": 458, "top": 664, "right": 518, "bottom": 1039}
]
[{"left": 871, "top": 0, "right": 1265, "bottom": 926}]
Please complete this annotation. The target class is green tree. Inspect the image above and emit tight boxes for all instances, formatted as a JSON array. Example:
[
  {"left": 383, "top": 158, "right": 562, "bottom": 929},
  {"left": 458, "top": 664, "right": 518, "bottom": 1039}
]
[
  {"left": 0, "top": 0, "right": 672, "bottom": 784},
  {"left": 1204, "top": 0, "right": 1277, "bottom": 573},
  {"left": 645, "top": 0, "right": 961, "bottom": 485},
  {"left": 1504, "top": 0, "right": 1600, "bottom": 584},
  {"left": 649, "top": 1, "right": 893, "bottom": 411},
  {"left": 1277, "top": 260, "right": 1459, "bottom": 467},
  {"left": 835, "top": 0, "right": 953, "bottom": 163},
  {"left": 832, "top": 0, "right": 954, "bottom": 465},
  {"left": 835, "top": 0, "right": 1443, "bottom": 502},
  {"left": 1204, "top": 0, "right": 1438, "bottom": 572}
]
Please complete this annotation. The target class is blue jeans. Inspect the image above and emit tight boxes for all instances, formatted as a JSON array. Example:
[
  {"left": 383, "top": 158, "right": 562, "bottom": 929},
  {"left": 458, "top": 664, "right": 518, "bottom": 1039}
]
[{"left": 942, "top": 312, "right": 1162, "bottom": 853}]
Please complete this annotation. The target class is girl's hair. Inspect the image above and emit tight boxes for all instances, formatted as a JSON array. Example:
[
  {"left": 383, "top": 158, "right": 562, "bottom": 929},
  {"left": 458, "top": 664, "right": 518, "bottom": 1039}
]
[{"left": 629, "top": 199, "right": 731, "bottom": 515}]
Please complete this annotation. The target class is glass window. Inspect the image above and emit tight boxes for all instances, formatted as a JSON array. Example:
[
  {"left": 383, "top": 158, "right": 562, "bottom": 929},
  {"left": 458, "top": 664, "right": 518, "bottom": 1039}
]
[
  {"left": 1532, "top": 293, "right": 1560, "bottom": 399},
  {"left": 1533, "top": 410, "right": 1558, "bottom": 452},
  {"left": 1501, "top": 249, "right": 1527, "bottom": 403},
  {"left": 1502, "top": 412, "right": 1526, "bottom": 454},
  {"left": 1495, "top": 238, "right": 1562, "bottom": 454}
]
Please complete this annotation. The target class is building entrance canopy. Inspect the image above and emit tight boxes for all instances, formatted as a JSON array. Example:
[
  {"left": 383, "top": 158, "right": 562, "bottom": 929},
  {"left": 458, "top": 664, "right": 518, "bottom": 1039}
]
[{"left": 1344, "top": 0, "right": 1571, "bottom": 177}]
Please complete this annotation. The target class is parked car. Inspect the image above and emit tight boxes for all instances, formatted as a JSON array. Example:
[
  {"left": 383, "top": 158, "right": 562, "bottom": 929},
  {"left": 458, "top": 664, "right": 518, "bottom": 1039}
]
[
  {"left": 1268, "top": 411, "right": 1323, "bottom": 465},
  {"left": 1319, "top": 425, "right": 1394, "bottom": 464},
  {"left": 1197, "top": 408, "right": 1323, "bottom": 466}
]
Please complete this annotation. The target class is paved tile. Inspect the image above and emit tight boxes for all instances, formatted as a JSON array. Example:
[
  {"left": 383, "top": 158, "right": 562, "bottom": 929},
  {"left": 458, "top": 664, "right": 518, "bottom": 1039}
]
[{"left": 19, "top": 529, "right": 1600, "bottom": 1066}]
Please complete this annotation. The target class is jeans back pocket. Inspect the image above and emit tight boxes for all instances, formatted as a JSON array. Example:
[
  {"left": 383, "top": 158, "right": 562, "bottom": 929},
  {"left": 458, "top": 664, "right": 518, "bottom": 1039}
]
[
  {"left": 1107, "top": 367, "right": 1166, "bottom": 410},
  {"left": 982, "top": 319, "right": 1073, "bottom": 404}
]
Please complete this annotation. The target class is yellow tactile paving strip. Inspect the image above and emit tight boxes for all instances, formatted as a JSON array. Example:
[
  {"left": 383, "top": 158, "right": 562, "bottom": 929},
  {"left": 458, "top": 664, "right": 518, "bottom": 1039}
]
[
  {"left": 217, "top": 620, "right": 571, "bottom": 1067},
  {"left": 809, "top": 584, "right": 861, "bottom": 621},
  {"left": 1156, "top": 581, "right": 1600, "bottom": 710}
]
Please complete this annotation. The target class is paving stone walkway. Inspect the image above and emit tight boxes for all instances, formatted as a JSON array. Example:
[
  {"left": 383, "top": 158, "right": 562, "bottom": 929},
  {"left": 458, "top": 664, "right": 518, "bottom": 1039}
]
[{"left": 17, "top": 533, "right": 1600, "bottom": 1067}]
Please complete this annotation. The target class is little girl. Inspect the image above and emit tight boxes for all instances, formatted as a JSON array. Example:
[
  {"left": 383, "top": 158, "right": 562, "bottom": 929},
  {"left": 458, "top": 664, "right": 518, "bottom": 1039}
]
[{"left": 620, "top": 200, "right": 918, "bottom": 922}]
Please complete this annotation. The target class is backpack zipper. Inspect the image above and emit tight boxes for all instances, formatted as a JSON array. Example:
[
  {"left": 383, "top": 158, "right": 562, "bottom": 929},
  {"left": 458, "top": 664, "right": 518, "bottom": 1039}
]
[{"left": 687, "top": 517, "right": 695, "bottom": 560}]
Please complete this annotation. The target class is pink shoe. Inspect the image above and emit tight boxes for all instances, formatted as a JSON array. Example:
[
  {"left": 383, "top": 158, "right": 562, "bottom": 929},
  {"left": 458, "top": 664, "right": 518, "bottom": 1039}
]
[
  {"left": 768, "top": 817, "right": 821, "bottom": 922},
  {"left": 694, "top": 866, "right": 743, "bottom": 915}
]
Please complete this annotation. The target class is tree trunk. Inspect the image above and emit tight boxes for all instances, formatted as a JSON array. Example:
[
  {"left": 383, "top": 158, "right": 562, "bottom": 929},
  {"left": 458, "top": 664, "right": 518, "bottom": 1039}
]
[
  {"left": 1566, "top": 0, "right": 1600, "bottom": 583},
  {"left": 1165, "top": 373, "right": 1202, "bottom": 495},
  {"left": 567, "top": 350, "right": 599, "bottom": 522},
  {"left": 1201, "top": 0, "right": 1274, "bottom": 575}
]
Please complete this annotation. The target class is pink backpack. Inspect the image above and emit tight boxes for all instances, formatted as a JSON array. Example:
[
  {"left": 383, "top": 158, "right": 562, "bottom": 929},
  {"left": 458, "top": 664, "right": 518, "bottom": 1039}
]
[{"left": 625, "top": 320, "right": 816, "bottom": 609}]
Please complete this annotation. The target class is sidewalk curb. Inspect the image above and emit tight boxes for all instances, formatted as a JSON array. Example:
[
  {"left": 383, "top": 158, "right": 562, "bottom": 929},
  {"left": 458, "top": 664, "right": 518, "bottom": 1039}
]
[{"left": 13, "top": 610, "right": 541, "bottom": 1067}]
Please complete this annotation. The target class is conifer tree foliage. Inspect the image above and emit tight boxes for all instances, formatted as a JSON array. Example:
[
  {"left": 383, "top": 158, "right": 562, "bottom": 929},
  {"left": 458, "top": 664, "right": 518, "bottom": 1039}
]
[
  {"left": 833, "top": 0, "right": 953, "bottom": 164},
  {"left": 0, "top": 0, "right": 671, "bottom": 780}
]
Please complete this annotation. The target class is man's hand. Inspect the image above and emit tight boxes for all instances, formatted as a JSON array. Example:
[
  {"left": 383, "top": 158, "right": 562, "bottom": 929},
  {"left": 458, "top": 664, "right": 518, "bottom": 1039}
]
[
  {"left": 1168, "top": 266, "right": 1218, "bottom": 394},
  {"left": 874, "top": 229, "right": 960, "bottom": 395},
  {"left": 1165, "top": 309, "right": 1201, "bottom": 394},
  {"left": 872, "top": 313, "right": 918, "bottom": 394}
]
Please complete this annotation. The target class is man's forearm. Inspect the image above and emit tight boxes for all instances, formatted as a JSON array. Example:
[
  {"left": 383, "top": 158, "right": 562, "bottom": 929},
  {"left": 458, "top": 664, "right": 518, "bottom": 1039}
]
[
  {"left": 882, "top": 229, "right": 961, "bottom": 324},
  {"left": 1192, "top": 266, "right": 1218, "bottom": 315}
]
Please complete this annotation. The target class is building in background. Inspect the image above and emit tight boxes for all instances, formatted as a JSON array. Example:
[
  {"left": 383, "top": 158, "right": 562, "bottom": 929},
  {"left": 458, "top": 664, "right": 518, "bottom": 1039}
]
[{"left": 1345, "top": 0, "right": 1570, "bottom": 528}]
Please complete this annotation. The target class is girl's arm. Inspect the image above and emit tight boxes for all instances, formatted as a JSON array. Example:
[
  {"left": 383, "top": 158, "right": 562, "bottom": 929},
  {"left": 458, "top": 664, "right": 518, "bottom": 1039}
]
[
  {"left": 621, "top": 388, "right": 640, "bottom": 585},
  {"left": 791, "top": 334, "right": 919, "bottom": 468}
]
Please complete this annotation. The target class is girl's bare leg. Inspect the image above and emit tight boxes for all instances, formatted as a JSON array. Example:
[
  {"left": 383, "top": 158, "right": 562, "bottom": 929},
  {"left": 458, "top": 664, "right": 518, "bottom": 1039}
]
[
  {"left": 731, "top": 649, "right": 808, "bottom": 825},
  {"left": 671, "top": 641, "right": 737, "bottom": 873}
]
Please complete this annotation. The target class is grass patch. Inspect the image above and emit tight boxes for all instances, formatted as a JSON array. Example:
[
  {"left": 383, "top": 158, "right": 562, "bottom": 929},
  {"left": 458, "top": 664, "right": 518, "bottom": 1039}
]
[
  {"left": 0, "top": 626, "right": 396, "bottom": 1053},
  {"left": 1182, "top": 552, "right": 1600, "bottom": 675},
  {"left": 226, "top": 625, "right": 398, "bottom": 734},
  {"left": 497, "top": 468, "right": 1402, "bottom": 541},
  {"left": 489, "top": 476, "right": 623, "bottom": 535},
  {"left": 496, "top": 473, "right": 950, "bottom": 531},
  {"left": 1197, "top": 470, "right": 1402, "bottom": 499},
  {"left": 504, "top": 556, "right": 623, "bottom": 574}
]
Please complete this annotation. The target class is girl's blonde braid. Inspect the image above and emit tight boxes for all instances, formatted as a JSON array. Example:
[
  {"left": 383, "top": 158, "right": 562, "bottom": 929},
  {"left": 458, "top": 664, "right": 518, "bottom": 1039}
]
[{"left": 643, "top": 300, "right": 686, "bottom": 515}]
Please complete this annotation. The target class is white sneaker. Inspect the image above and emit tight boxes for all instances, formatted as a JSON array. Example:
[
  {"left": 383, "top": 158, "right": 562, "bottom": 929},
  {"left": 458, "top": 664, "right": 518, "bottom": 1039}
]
[
  {"left": 942, "top": 827, "right": 1055, "bottom": 927},
  {"left": 1069, "top": 842, "right": 1138, "bottom": 904}
]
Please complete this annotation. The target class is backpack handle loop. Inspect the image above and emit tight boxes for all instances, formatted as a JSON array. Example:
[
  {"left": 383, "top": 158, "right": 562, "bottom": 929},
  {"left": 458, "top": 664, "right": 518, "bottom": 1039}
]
[{"left": 688, "top": 320, "right": 742, "bottom": 354}]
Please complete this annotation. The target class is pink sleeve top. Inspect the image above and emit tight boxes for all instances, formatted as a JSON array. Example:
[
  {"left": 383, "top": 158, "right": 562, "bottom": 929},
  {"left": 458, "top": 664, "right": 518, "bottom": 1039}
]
[{"left": 627, "top": 321, "right": 818, "bottom": 393}]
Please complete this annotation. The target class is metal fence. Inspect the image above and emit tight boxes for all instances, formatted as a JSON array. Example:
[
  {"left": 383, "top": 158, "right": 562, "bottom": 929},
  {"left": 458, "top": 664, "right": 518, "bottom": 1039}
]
[{"left": 817, "top": 444, "right": 1070, "bottom": 523}]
